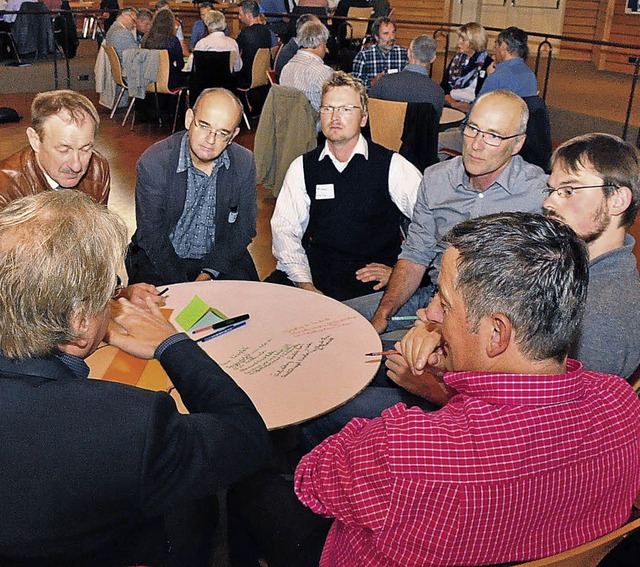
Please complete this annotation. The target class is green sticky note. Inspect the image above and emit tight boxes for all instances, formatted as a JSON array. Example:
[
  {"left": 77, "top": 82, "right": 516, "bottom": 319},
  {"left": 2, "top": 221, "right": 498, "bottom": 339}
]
[{"left": 175, "top": 295, "right": 211, "bottom": 331}]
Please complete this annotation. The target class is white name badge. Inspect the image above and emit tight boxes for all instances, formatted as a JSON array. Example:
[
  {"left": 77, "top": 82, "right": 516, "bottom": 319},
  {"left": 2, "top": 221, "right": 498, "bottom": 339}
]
[{"left": 315, "top": 184, "right": 335, "bottom": 200}]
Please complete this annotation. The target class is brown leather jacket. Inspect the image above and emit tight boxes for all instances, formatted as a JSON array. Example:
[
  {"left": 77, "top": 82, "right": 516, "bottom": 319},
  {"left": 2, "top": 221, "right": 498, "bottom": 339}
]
[{"left": 0, "top": 145, "right": 110, "bottom": 208}]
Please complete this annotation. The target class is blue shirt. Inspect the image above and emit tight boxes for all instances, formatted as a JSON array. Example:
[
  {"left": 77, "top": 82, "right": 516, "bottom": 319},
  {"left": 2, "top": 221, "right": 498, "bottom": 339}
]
[{"left": 478, "top": 57, "right": 538, "bottom": 98}]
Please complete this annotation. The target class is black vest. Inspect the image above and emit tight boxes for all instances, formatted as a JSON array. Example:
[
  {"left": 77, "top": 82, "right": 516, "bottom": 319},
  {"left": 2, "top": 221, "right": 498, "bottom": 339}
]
[{"left": 301, "top": 142, "right": 403, "bottom": 300}]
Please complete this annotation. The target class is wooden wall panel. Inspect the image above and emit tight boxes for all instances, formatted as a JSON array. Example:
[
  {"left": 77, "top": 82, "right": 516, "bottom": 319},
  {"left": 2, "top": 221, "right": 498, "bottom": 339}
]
[{"left": 390, "top": 0, "right": 448, "bottom": 47}]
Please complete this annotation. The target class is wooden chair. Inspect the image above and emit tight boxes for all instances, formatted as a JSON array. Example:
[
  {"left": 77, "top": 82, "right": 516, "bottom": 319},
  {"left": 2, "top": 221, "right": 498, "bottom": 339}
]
[
  {"left": 511, "top": 516, "right": 640, "bottom": 566},
  {"left": 103, "top": 44, "right": 129, "bottom": 119},
  {"left": 368, "top": 97, "right": 407, "bottom": 152},
  {"left": 124, "top": 50, "right": 187, "bottom": 134},
  {"left": 343, "top": 6, "right": 372, "bottom": 47},
  {"left": 188, "top": 50, "right": 236, "bottom": 108},
  {"left": 237, "top": 47, "right": 271, "bottom": 127},
  {"left": 266, "top": 69, "right": 277, "bottom": 85}
]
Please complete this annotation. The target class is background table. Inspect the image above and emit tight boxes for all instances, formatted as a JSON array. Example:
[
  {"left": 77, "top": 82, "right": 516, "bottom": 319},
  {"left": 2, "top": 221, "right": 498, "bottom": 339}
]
[
  {"left": 439, "top": 107, "right": 466, "bottom": 131},
  {"left": 88, "top": 281, "right": 382, "bottom": 429}
]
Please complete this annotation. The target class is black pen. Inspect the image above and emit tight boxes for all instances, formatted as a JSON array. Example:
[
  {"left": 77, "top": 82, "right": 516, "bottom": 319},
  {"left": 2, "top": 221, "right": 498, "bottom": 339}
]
[
  {"left": 158, "top": 287, "right": 169, "bottom": 296},
  {"left": 192, "top": 313, "right": 250, "bottom": 334}
]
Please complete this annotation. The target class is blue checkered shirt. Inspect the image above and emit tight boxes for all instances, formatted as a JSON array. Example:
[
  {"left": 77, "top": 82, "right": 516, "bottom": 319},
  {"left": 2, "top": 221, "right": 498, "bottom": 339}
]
[
  {"left": 351, "top": 44, "right": 408, "bottom": 89},
  {"left": 170, "top": 133, "right": 231, "bottom": 259}
]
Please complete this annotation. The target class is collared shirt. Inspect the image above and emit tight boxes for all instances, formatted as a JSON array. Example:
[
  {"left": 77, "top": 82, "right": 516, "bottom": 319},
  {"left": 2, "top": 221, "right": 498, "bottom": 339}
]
[
  {"left": 295, "top": 360, "right": 640, "bottom": 566},
  {"left": 184, "top": 31, "right": 243, "bottom": 73},
  {"left": 400, "top": 155, "right": 547, "bottom": 279},
  {"left": 56, "top": 352, "right": 90, "bottom": 380},
  {"left": 279, "top": 50, "right": 333, "bottom": 113},
  {"left": 3, "top": 0, "right": 27, "bottom": 23},
  {"left": 479, "top": 56, "right": 538, "bottom": 98},
  {"left": 170, "top": 132, "right": 231, "bottom": 260},
  {"left": 271, "top": 134, "right": 421, "bottom": 283},
  {"left": 352, "top": 43, "right": 408, "bottom": 89}
]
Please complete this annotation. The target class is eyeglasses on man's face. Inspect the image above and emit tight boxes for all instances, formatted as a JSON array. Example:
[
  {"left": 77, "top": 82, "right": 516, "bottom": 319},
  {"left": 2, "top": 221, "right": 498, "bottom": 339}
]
[
  {"left": 112, "top": 275, "right": 125, "bottom": 300},
  {"left": 544, "top": 184, "right": 618, "bottom": 199},
  {"left": 461, "top": 121, "right": 525, "bottom": 147},
  {"left": 319, "top": 105, "right": 361, "bottom": 115},
  {"left": 192, "top": 119, "right": 234, "bottom": 143}
]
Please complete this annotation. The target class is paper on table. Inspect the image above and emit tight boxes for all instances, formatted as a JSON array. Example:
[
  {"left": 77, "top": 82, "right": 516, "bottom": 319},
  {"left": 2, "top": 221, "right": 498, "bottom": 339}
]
[{"left": 174, "top": 295, "right": 227, "bottom": 331}]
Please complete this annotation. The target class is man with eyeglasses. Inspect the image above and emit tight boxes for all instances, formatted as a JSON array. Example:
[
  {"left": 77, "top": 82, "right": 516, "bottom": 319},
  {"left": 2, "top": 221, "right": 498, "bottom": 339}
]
[
  {"left": 268, "top": 71, "right": 421, "bottom": 301},
  {"left": 126, "top": 88, "right": 259, "bottom": 285},
  {"left": 356, "top": 90, "right": 546, "bottom": 335},
  {"left": 543, "top": 133, "right": 640, "bottom": 379},
  {"left": 104, "top": 7, "right": 139, "bottom": 63}
]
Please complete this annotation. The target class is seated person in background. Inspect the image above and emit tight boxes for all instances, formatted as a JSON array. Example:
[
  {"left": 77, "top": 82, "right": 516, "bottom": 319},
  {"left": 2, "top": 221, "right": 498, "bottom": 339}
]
[
  {"left": 104, "top": 6, "right": 138, "bottom": 62},
  {"left": 0, "top": 190, "right": 269, "bottom": 567},
  {"left": 369, "top": 34, "right": 445, "bottom": 113},
  {"left": 362, "top": 90, "right": 547, "bottom": 334},
  {"left": 479, "top": 26, "right": 537, "bottom": 98},
  {"left": 189, "top": 1, "right": 212, "bottom": 51},
  {"left": 127, "top": 88, "right": 259, "bottom": 286},
  {"left": 154, "top": 0, "right": 188, "bottom": 56},
  {"left": 275, "top": 14, "right": 320, "bottom": 80},
  {"left": 0, "top": 90, "right": 110, "bottom": 207},
  {"left": 185, "top": 10, "right": 243, "bottom": 73},
  {"left": 351, "top": 16, "right": 408, "bottom": 89},
  {"left": 236, "top": 0, "right": 272, "bottom": 89},
  {"left": 268, "top": 71, "right": 421, "bottom": 301},
  {"left": 135, "top": 7, "right": 153, "bottom": 42},
  {"left": 100, "top": 0, "right": 119, "bottom": 33},
  {"left": 440, "top": 21, "right": 491, "bottom": 113},
  {"left": 232, "top": 212, "right": 640, "bottom": 567},
  {"left": 141, "top": 9, "right": 185, "bottom": 89},
  {"left": 259, "top": 0, "right": 288, "bottom": 38},
  {"left": 280, "top": 21, "right": 333, "bottom": 116}
]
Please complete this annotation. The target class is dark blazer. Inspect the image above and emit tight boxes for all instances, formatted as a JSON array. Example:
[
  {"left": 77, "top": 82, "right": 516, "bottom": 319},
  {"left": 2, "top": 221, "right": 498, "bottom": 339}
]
[
  {"left": 0, "top": 339, "right": 269, "bottom": 565},
  {"left": 127, "top": 131, "right": 259, "bottom": 285}
]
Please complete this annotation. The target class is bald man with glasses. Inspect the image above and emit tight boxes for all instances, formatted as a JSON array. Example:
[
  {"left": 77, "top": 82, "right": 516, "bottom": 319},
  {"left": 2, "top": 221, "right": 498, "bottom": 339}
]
[
  {"left": 348, "top": 89, "right": 548, "bottom": 333},
  {"left": 104, "top": 7, "right": 139, "bottom": 62},
  {"left": 126, "top": 88, "right": 258, "bottom": 286}
]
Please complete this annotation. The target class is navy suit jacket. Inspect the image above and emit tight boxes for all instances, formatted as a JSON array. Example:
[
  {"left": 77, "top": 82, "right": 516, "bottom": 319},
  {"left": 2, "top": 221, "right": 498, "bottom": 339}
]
[
  {"left": 128, "top": 131, "right": 258, "bottom": 285},
  {"left": 0, "top": 339, "right": 269, "bottom": 564}
]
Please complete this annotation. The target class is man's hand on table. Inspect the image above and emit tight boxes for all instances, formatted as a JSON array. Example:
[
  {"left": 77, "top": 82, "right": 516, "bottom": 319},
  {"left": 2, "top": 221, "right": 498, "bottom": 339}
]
[
  {"left": 355, "top": 263, "right": 392, "bottom": 291},
  {"left": 116, "top": 283, "right": 166, "bottom": 308},
  {"left": 106, "top": 298, "right": 177, "bottom": 359}
]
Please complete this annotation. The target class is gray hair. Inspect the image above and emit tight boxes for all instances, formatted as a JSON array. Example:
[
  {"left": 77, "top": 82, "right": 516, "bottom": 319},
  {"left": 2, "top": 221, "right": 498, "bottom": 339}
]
[
  {"left": 443, "top": 212, "right": 589, "bottom": 363},
  {"left": 299, "top": 21, "right": 329, "bottom": 49},
  {"left": 137, "top": 8, "right": 153, "bottom": 22},
  {"left": 295, "top": 13, "right": 320, "bottom": 36},
  {"left": 204, "top": 10, "right": 226, "bottom": 33},
  {"left": 410, "top": 34, "right": 436, "bottom": 64},
  {"left": 497, "top": 26, "right": 529, "bottom": 60},
  {"left": 0, "top": 191, "right": 127, "bottom": 360}
]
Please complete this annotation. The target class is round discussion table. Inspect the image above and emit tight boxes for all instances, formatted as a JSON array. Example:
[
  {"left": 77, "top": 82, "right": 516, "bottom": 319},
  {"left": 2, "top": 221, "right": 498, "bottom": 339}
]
[{"left": 88, "top": 281, "right": 382, "bottom": 430}]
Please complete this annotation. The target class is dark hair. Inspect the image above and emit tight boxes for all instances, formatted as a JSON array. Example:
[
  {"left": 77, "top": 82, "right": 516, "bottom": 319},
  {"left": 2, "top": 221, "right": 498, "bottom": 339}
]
[
  {"left": 443, "top": 212, "right": 589, "bottom": 363},
  {"left": 296, "top": 13, "right": 320, "bottom": 35},
  {"left": 552, "top": 133, "right": 640, "bottom": 228},
  {"left": 142, "top": 9, "right": 175, "bottom": 49},
  {"left": 238, "top": 0, "right": 260, "bottom": 17},
  {"left": 371, "top": 16, "right": 394, "bottom": 40},
  {"left": 200, "top": 1, "right": 213, "bottom": 8},
  {"left": 154, "top": 0, "right": 169, "bottom": 9},
  {"left": 497, "top": 26, "right": 529, "bottom": 60},
  {"left": 137, "top": 8, "right": 153, "bottom": 21}
]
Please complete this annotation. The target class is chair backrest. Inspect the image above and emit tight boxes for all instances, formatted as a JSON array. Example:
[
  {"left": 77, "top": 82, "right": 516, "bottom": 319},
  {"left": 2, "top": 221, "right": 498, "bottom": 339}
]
[
  {"left": 189, "top": 50, "right": 235, "bottom": 105},
  {"left": 266, "top": 69, "right": 277, "bottom": 85},
  {"left": 103, "top": 44, "right": 125, "bottom": 88},
  {"left": 511, "top": 516, "right": 640, "bottom": 567},
  {"left": 250, "top": 48, "right": 271, "bottom": 90},
  {"left": 521, "top": 95, "right": 552, "bottom": 173},
  {"left": 146, "top": 49, "right": 171, "bottom": 95},
  {"left": 346, "top": 7, "right": 372, "bottom": 40},
  {"left": 368, "top": 97, "right": 407, "bottom": 152}
]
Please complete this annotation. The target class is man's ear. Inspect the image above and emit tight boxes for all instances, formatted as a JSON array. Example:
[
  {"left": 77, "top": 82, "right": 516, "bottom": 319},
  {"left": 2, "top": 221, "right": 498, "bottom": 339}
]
[
  {"left": 184, "top": 107, "right": 194, "bottom": 130},
  {"left": 485, "top": 313, "right": 512, "bottom": 358},
  {"left": 609, "top": 186, "right": 632, "bottom": 220},
  {"left": 26, "top": 127, "right": 41, "bottom": 153},
  {"left": 229, "top": 126, "right": 241, "bottom": 144},
  {"left": 360, "top": 113, "right": 368, "bottom": 128},
  {"left": 57, "top": 314, "right": 90, "bottom": 356},
  {"left": 511, "top": 133, "right": 526, "bottom": 156}
]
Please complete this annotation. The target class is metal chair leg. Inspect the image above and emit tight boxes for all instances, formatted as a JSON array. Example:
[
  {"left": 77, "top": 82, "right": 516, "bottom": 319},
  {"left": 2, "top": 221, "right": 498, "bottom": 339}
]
[
  {"left": 110, "top": 86, "right": 124, "bottom": 119},
  {"left": 122, "top": 96, "right": 135, "bottom": 127}
]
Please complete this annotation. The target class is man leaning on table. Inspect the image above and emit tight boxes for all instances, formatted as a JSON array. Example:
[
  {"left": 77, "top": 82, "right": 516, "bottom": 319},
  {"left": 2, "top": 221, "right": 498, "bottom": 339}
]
[
  {"left": 0, "top": 190, "right": 269, "bottom": 567},
  {"left": 126, "top": 88, "right": 259, "bottom": 286},
  {"left": 231, "top": 212, "right": 640, "bottom": 567}
]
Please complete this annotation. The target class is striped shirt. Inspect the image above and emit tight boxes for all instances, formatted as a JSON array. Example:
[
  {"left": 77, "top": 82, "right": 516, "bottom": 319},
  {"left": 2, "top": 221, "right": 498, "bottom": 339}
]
[
  {"left": 280, "top": 50, "right": 333, "bottom": 113},
  {"left": 295, "top": 360, "right": 640, "bottom": 566}
]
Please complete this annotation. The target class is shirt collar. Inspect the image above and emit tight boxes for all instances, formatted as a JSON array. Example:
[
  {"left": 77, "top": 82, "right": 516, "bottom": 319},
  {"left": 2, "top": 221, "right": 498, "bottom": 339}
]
[
  {"left": 444, "top": 359, "right": 586, "bottom": 406},
  {"left": 42, "top": 169, "right": 59, "bottom": 189},
  {"left": 177, "top": 131, "right": 231, "bottom": 174},
  {"left": 458, "top": 156, "right": 518, "bottom": 194},
  {"left": 55, "top": 352, "right": 90, "bottom": 380},
  {"left": 318, "top": 134, "right": 368, "bottom": 166},
  {"left": 403, "top": 63, "right": 427, "bottom": 75}
]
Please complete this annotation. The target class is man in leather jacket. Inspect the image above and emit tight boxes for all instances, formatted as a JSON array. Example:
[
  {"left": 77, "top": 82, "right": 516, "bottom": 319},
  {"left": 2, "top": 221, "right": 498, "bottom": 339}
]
[{"left": 0, "top": 89, "right": 110, "bottom": 208}]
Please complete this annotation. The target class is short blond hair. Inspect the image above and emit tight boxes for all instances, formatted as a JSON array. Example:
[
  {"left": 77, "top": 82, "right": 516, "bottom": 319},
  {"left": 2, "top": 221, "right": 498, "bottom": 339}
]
[
  {"left": 31, "top": 90, "right": 99, "bottom": 140},
  {"left": 458, "top": 22, "right": 487, "bottom": 53},
  {"left": 322, "top": 71, "right": 368, "bottom": 115},
  {"left": 0, "top": 191, "right": 127, "bottom": 360},
  {"left": 204, "top": 10, "right": 226, "bottom": 32}
]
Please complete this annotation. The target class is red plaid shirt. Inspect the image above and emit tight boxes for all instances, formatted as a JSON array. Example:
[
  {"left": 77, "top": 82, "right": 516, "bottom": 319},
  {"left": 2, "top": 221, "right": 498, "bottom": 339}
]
[{"left": 295, "top": 360, "right": 640, "bottom": 566}]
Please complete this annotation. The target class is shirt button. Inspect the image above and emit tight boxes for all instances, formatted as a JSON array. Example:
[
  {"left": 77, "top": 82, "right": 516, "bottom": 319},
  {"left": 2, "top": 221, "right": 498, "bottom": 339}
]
[{"left": 478, "top": 193, "right": 484, "bottom": 198}]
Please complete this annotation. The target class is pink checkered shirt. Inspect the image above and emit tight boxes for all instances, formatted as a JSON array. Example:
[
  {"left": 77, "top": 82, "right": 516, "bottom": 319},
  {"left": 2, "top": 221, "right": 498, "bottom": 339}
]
[{"left": 295, "top": 360, "right": 640, "bottom": 566}]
